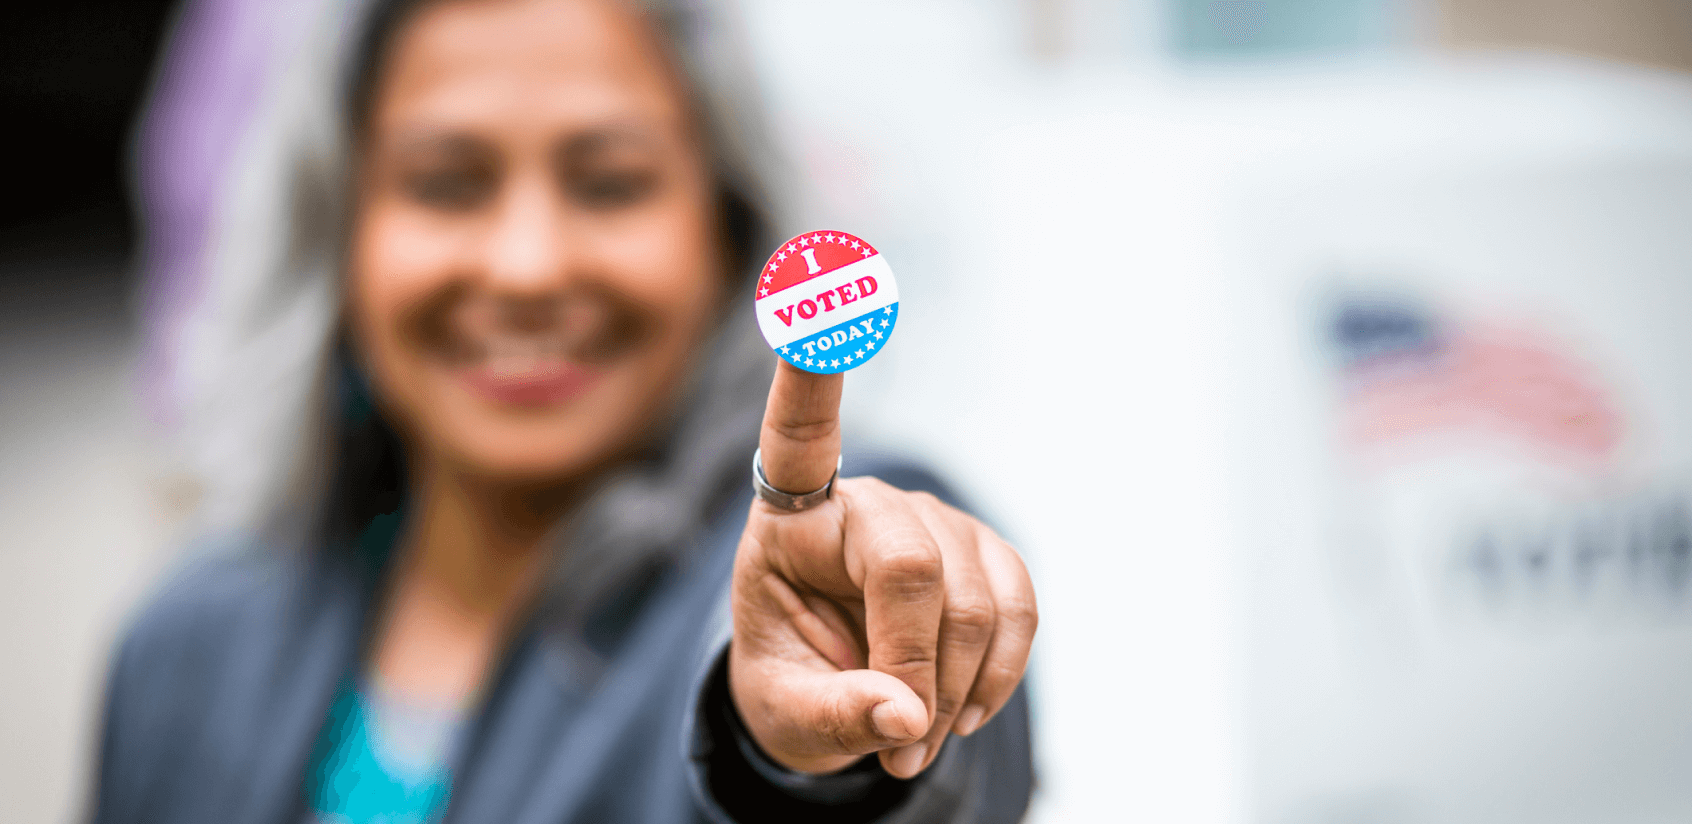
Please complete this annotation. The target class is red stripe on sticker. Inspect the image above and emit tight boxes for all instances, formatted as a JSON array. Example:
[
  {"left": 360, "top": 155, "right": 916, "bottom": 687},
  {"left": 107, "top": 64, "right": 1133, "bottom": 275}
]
[{"left": 758, "top": 231, "right": 879, "bottom": 298}]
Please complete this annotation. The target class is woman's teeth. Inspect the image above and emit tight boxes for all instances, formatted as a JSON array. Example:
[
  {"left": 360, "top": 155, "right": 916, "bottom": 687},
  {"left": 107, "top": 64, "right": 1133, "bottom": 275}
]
[{"left": 483, "top": 338, "right": 568, "bottom": 375}]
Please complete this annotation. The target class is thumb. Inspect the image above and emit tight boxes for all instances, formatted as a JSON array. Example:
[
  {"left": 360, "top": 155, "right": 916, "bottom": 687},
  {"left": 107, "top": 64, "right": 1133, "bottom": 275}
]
[
  {"left": 745, "top": 667, "right": 928, "bottom": 769},
  {"left": 758, "top": 360, "right": 842, "bottom": 494}
]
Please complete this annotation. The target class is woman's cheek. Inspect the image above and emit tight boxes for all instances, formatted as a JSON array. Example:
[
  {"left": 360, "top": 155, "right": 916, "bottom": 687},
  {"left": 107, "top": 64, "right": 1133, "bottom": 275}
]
[
  {"left": 362, "top": 205, "right": 471, "bottom": 302},
  {"left": 349, "top": 213, "right": 445, "bottom": 408}
]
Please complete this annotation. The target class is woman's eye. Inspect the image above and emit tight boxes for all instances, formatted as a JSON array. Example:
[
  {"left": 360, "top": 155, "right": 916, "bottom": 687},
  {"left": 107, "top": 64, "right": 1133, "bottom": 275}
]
[
  {"left": 403, "top": 166, "right": 495, "bottom": 210},
  {"left": 568, "top": 167, "right": 659, "bottom": 209}
]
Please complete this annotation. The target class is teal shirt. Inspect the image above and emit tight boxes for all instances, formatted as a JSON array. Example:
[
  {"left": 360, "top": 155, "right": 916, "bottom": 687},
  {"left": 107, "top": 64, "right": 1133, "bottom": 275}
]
[{"left": 305, "top": 680, "right": 461, "bottom": 824}]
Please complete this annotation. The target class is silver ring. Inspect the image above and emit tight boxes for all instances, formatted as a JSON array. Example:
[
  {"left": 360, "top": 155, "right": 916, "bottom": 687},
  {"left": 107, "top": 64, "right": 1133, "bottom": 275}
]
[{"left": 751, "top": 448, "right": 840, "bottom": 512}]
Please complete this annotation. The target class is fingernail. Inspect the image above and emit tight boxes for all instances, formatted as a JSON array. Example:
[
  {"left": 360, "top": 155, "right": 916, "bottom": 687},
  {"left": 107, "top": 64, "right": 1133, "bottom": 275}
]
[
  {"left": 871, "top": 701, "right": 913, "bottom": 740},
  {"left": 889, "top": 742, "right": 928, "bottom": 777},
  {"left": 954, "top": 705, "right": 986, "bottom": 736}
]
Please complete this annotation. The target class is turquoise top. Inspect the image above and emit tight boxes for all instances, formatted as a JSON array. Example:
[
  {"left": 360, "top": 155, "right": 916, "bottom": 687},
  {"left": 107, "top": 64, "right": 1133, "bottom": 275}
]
[{"left": 305, "top": 679, "right": 462, "bottom": 824}]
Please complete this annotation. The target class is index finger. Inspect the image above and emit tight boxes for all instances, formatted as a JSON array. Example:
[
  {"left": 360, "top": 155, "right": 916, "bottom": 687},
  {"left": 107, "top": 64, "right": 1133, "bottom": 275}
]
[
  {"left": 841, "top": 481, "right": 945, "bottom": 733},
  {"left": 758, "top": 360, "right": 843, "bottom": 493}
]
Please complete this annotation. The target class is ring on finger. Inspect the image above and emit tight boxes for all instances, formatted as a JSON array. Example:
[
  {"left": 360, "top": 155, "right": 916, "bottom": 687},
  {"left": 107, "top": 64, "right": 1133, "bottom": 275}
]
[{"left": 751, "top": 448, "right": 841, "bottom": 512}]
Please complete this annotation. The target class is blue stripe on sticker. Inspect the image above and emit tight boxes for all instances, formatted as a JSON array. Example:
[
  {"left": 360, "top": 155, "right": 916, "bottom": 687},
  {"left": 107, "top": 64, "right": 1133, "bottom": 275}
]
[{"left": 777, "top": 302, "right": 898, "bottom": 374}]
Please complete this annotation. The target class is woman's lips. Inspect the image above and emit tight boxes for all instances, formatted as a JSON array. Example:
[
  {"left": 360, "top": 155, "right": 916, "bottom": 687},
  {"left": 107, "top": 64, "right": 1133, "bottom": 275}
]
[{"left": 458, "top": 358, "right": 603, "bottom": 407}]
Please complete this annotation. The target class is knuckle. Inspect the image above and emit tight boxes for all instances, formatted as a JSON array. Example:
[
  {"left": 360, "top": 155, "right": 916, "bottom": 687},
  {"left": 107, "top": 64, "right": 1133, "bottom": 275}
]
[
  {"left": 986, "top": 655, "right": 1030, "bottom": 689},
  {"left": 849, "top": 475, "right": 895, "bottom": 497},
  {"left": 878, "top": 641, "right": 938, "bottom": 671},
  {"left": 909, "top": 490, "right": 944, "bottom": 511},
  {"left": 935, "top": 690, "right": 966, "bottom": 718},
  {"left": 875, "top": 540, "right": 942, "bottom": 583},
  {"left": 918, "top": 491, "right": 968, "bottom": 524},
  {"left": 768, "top": 416, "right": 839, "bottom": 446},
  {"left": 944, "top": 596, "right": 996, "bottom": 640},
  {"left": 816, "top": 687, "right": 861, "bottom": 752},
  {"left": 998, "top": 595, "right": 1039, "bottom": 634}
]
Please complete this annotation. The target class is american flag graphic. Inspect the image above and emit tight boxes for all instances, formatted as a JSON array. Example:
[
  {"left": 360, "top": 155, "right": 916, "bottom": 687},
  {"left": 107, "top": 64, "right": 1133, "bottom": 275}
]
[{"left": 1329, "top": 299, "right": 1623, "bottom": 464}]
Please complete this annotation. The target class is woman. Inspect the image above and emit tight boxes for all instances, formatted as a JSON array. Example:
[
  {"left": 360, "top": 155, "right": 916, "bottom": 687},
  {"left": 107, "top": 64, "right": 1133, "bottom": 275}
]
[{"left": 96, "top": 0, "right": 1036, "bottom": 822}]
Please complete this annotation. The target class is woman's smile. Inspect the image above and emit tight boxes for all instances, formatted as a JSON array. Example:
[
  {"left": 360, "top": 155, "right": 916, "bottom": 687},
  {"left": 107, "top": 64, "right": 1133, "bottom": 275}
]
[
  {"left": 415, "top": 290, "right": 657, "bottom": 409},
  {"left": 457, "top": 341, "right": 604, "bottom": 408}
]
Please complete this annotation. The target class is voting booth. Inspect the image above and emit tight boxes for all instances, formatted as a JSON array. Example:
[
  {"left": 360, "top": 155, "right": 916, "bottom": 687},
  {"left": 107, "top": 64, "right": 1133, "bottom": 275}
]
[
  {"left": 930, "top": 57, "right": 1692, "bottom": 824},
  {"left": 1221, "top": 61, "right": 1692, "bottom": 824}
]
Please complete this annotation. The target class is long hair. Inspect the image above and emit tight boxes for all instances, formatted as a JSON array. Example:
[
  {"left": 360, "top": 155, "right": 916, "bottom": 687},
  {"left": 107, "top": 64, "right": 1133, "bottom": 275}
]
[{"left": 157, "top": 0, "right": 787, "bottom": 609}]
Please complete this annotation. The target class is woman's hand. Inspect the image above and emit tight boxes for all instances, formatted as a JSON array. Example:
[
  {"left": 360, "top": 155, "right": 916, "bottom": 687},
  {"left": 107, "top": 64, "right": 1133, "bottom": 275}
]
[{"left": 728, "top": 362, "right": 1038, "bottom": 779}]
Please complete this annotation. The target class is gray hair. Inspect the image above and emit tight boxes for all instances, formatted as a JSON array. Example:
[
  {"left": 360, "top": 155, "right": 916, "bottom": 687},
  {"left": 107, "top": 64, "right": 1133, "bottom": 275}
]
[{"left": 167, "top": 0, "right": 788, "bottom": 611}]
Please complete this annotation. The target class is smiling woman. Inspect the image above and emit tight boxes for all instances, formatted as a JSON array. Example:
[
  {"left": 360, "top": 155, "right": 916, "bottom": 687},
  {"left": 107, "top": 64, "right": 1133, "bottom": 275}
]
[{"left": 94, "top": 1, "right": 1035, "bottom": 823}]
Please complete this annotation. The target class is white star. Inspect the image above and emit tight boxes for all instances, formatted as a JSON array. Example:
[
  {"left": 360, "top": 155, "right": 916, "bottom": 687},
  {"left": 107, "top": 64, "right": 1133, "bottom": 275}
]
[
  {"left": 759, "top": 288, "right": 768, "bottom": 297},
  {"left": 880, "top": 320, "right": 889, "bottom": 328},
  {"left": 866, "top": 340, "right": 876, "bottom": 349},
  {"left": 854, "top": 349, "right": 864, "bottom": 358},
  {"left": 781, "top": 345, "right": 791, "bottom": 354},
  {"left": 811, "top": 235, "right": 822, "bottom": 244},
  {"left": 842, "top": 353, "right": 853, "bottom": 363},
  {"left": 883, "top": 307, "right": 893, "bottom": 315},
  {"left": 786, "top": 243, "right": 796, "bottom": 253},
  {"left": 762, "top": 274, "right": 772, "bottom": 283},
  {"left": 800, "top": 236, "right": 812, "bottom": 247},
  {"left": 849, "top": 240, "right": 861, "bottom": 250},
  {"left": 873, "top": 330, "right": 884, "bottom": 340},
  {"left": 824, "top": 234, "right": 836, "bottom": 244},
  {"left": 831, "top": 359, "right": 840, "bottom": 368},
  {"left": 804, "top": 358, "right": 813, "bottom": 366},
  {"left": 776, "top": 251, "right": 787, "bottom": 262},
  {"left": 860, "top": 248, "right": 872, "bottom": 257}
]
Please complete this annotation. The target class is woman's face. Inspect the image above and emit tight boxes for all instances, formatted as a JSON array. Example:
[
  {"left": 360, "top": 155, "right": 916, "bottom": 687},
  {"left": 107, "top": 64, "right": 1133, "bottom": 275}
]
[{"left": 350, "top": 0, "right": 723, "bottom": 485}]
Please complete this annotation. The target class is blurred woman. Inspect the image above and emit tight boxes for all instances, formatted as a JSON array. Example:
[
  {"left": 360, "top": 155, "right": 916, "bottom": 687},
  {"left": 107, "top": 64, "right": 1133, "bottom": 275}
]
[{"left": 95, "top": 1, "right": 1035, "bottom": 822}]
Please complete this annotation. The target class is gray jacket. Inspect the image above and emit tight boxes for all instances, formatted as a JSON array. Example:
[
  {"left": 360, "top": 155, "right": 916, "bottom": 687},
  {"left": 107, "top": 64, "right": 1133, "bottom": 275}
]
[{"left": 90, "top": 458, "right": 1034, "bottom": 824}]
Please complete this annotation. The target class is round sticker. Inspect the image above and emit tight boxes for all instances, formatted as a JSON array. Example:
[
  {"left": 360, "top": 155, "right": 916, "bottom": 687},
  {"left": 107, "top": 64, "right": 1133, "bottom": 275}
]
[{"left": 754, "top": 230, "right": 899, "bottom": 374}]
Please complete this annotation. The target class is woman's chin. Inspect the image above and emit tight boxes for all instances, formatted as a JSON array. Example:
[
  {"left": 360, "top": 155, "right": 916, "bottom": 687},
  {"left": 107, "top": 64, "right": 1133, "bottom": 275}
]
[
  {"left": 429, "top": 387, "right": 634, "bottom": 487},
  {"left": 448, "top": 433, "right": 607, "bottom": 487},
  {"left": 408, "top": 354, "right": 669, "bottom": 488}
]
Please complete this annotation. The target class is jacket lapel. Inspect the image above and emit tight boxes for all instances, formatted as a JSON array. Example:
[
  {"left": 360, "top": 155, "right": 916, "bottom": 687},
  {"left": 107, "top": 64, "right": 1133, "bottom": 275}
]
[{"left": 236, "top": 551, "right": 369, "bottom": 824}]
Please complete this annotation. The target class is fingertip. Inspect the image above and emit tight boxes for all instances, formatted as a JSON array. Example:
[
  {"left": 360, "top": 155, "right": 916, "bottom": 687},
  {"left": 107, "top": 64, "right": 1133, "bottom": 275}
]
[
  {"left": 869, "top": 693, "right": 926, "bottom": 742},
  {"left": 870, "top": 700, "right": 915, "bottom": 740},
  {"left": 884, "top": 742, "right": 929, "bottom": 779},
  {"left": 952, "top": 704, "right": 986, "bottom": 736}
]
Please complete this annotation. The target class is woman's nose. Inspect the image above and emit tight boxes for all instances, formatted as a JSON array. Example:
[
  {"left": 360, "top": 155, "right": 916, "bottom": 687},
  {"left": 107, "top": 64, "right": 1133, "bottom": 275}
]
[{"left": 481, "top": 176, "right": 575, "bottom": 296}]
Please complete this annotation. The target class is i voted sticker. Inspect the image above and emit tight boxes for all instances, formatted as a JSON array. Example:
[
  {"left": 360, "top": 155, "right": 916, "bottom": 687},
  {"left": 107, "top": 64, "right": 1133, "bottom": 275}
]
[{"left": 754, "top": 230, "right": 899, "bottom": 374}]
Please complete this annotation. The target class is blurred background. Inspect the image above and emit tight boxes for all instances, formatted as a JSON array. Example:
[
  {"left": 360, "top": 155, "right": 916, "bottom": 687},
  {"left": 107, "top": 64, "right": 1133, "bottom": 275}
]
[{"left": 4, "top": 0, "right": 1690, "bottom": 821}]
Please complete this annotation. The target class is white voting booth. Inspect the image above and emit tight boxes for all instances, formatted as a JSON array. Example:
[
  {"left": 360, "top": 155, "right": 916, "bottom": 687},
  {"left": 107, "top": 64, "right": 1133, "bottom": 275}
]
[
  {"left": 981, "top": 60, "right": 1692, "bottom": 823},
  {"left": 979, "top": 62, "right": 1692, "bottom": 824},
  {"left": 1215, "top": 62, "right": 1692, "bottom": 824}
]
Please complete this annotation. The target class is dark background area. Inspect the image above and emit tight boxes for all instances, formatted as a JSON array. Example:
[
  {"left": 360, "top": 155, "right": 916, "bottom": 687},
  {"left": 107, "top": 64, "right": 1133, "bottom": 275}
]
[{"left": 0, "top": 0, "right": 179, "bottom": 271}]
